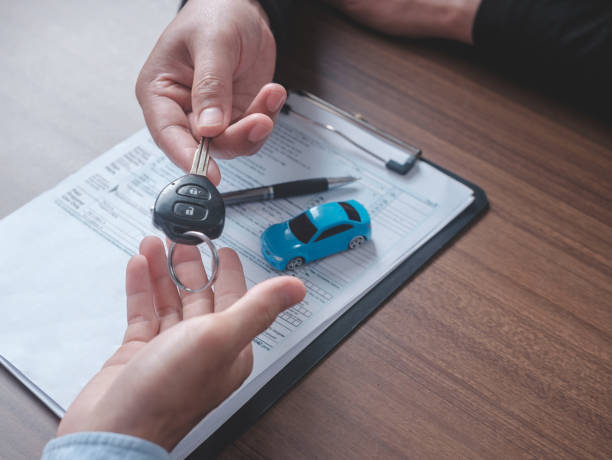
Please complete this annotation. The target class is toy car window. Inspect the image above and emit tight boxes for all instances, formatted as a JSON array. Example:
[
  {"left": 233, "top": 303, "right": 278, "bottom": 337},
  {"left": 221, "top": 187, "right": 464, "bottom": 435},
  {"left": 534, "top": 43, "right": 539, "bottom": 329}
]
[
  {"left": 289, "top": 212, "right": 318, "bottom": 243},
  {"left": 339, "top": 202, "right": 361, "bottom": 222},
  {"left": 314, "top": 224, "right": 353, "bottom": 242}
]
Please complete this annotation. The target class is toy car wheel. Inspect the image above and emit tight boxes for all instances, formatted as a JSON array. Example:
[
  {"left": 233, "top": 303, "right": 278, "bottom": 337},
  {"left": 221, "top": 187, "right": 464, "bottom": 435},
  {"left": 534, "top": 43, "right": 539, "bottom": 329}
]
[
  {"left": 348, "top": 235, "right": 366, "bottom": 249},
  {"left": 286, "top": 257, "right": 305, "bottom": 271}
]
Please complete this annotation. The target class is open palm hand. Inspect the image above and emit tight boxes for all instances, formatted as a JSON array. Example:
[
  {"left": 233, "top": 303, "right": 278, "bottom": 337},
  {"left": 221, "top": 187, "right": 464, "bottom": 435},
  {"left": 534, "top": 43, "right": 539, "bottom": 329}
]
[{"left": 57, "top": 236, "right": 305, "bottom": 451}]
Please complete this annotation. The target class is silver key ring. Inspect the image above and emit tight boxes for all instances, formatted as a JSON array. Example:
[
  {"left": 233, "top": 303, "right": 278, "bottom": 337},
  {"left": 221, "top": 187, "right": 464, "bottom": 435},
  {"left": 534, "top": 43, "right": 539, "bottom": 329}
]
[{"left": 167, "top": 231, "right": 219, "bottom": 293}]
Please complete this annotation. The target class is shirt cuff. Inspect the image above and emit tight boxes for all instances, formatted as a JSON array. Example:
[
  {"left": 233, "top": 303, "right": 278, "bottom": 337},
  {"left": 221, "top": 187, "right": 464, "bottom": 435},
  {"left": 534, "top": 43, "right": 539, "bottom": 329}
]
[
  {"left": 472, "top": 0, "right": 516, "bottom": 49},
  {"left": 42, "top": 432, "right": 169, "bottom": 460}
]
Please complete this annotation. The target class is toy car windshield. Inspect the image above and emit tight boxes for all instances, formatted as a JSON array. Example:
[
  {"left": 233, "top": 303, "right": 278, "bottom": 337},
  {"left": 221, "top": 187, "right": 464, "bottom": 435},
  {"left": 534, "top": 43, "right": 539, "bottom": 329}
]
[
  {"left": 339, "top": 201, "right": 361, "bottom": 222},
  {"left": 288, "top": 212, "right": 317, "bottom": 243}
]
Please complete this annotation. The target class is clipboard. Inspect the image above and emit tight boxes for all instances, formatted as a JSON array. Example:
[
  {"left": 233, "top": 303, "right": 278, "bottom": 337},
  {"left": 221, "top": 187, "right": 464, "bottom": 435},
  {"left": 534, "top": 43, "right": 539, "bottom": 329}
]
[{"left": 191, "top": 92, "right": 489, "bottom": 458}]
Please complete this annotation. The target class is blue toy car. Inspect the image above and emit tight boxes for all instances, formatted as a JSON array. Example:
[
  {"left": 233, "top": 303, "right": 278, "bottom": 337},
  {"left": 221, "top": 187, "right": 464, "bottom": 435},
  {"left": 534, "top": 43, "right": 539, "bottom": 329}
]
[{"left": 261, "top": 200, "right": 371, "bottom": 270}]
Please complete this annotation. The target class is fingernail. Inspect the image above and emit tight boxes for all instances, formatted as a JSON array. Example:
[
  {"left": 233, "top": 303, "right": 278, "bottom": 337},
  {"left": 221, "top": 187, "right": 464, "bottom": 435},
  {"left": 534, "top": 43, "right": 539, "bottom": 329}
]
[
  {"left": 266, "top": 91, "right": 285, "bottom": 112},
  {"left": 248, "top": 124, "right": 272, "bottom": 143},
  {"left": 199, "top": 107, "right": 223, "bottom": 128}
]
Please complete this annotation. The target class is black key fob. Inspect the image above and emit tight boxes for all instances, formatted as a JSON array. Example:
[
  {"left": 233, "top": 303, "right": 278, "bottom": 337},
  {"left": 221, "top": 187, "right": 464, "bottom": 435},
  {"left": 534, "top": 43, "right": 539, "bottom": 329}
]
[{"left": 153, "top": 174, "right": 225, "bottom": 245}]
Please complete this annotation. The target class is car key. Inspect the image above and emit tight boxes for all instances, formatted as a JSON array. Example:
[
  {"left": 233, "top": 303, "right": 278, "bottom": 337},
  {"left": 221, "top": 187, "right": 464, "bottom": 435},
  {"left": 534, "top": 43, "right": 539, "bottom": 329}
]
[{"left": 153, "top": 137, "right": 225, "bottom": 245}]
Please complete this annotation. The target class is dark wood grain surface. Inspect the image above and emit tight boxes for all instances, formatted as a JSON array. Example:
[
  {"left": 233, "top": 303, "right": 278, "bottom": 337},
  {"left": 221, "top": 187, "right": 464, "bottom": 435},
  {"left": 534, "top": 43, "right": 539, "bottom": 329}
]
[{"left": 2, "top": 2, "right": 611, "bottom": 459}]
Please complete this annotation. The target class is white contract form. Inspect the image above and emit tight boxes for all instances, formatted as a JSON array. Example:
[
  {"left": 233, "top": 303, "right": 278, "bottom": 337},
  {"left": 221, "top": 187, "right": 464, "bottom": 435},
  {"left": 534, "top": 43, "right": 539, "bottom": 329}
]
[{"left": 0, "top": 93, "right": 474, "bottom": 459}]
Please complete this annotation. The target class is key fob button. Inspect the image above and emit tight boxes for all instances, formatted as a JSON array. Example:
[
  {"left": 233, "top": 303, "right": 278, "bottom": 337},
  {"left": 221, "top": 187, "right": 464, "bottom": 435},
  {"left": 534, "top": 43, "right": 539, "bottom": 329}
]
[
  {"left": 153, "top": 174, "right": 225, "bottom": 244},
  {"left": 177, "top": 185, "right": 210, "bottom": 200},
  {"left": 173, "top": 202, "right": 207, "bottom": 220}
]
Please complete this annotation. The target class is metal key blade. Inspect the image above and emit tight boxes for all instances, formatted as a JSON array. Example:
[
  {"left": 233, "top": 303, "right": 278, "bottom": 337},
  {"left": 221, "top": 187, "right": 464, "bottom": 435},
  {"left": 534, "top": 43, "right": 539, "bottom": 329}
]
[{"left": 191, "top": 137, "right": 211, "bottom": 176}]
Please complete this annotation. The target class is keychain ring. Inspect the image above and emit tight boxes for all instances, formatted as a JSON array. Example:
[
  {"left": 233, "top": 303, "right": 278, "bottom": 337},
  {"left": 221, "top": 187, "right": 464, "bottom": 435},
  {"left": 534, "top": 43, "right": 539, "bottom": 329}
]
[{"left": 167, "top": 231, "right": 219, "bottom": 293}]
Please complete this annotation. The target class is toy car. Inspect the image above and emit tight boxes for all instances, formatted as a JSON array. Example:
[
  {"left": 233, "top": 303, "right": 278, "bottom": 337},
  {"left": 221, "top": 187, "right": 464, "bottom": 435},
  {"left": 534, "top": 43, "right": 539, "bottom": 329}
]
[{"left": 261, "top": 200, "right": 371, "bottom": 270}]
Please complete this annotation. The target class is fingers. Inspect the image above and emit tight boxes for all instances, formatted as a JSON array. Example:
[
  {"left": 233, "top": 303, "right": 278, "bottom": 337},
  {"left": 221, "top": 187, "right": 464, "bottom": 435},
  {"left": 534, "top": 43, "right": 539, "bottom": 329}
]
[
  {"left": 123, "top": 255, "right": 160, "bottom": 344},
  {"left": 139, "top": 236, "right": 183, "bottom": 332},
  {"left": 136, "top": 75, "right": 196, "bottom": 172},
  {"left": 209, "top": 84, "right": 286, "bottom": 159},
  {"left": 213, "top": 248, "right": 247, "bottom": 313},
  {"left": 211, "top": 114, "right": 275, "bottom": 159},
  {"left": 170, "top": 242, "right": 214, "bottom": 319},
  {"left": 139, "top": 90, "right": 222, "bottom": 184},
  {"left": 242, "top": 83, "right": 286, "bottom": 122},
  {"left": 190, "top": 36, "right": 237, "bottom": 138},
  {"left": 221, "top": 277, "right": 306, "bottom": 355}
]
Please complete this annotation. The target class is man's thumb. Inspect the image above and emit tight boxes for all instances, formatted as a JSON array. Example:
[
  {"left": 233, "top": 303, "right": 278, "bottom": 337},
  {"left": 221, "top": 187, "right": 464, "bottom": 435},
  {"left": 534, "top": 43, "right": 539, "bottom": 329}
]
[
  {"left": 222, "top": 277, "right": 307, "bottom": 354},
  {"left": 192, "top": 58, "right": 233, "bottom": 137}
]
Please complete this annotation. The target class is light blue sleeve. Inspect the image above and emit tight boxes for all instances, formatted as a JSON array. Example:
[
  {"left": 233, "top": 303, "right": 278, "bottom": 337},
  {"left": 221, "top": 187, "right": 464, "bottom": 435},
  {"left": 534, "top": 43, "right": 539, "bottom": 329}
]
[{"left": 41, "top": 432, "right": 169, "bottom": 460}]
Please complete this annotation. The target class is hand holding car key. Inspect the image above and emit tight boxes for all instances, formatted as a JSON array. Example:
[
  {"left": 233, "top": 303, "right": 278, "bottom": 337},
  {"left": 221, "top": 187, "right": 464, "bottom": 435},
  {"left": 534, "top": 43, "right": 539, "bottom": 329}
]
[{"left": 153, "top": 137, "right": 225, "bottom": 293}]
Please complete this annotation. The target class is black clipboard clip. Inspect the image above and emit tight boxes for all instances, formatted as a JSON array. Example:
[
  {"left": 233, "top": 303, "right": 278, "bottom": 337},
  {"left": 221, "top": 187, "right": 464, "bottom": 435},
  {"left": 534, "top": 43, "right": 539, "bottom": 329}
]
[{"left": 282, "top": 90, "right": 422, "bottom": 174}]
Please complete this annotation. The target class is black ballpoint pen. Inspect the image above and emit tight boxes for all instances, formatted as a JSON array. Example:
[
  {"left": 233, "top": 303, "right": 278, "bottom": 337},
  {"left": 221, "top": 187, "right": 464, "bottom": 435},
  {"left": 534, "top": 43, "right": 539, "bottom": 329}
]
[{"left": 221, "top": 176, "right": 358, "bottom": 206}]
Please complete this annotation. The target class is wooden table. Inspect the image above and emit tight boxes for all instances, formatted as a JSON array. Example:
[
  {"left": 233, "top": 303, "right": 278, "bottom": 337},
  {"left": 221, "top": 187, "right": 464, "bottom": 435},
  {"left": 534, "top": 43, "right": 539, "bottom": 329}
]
[{"left": 2, "top": 2, "right": 611, "bottom": 458}]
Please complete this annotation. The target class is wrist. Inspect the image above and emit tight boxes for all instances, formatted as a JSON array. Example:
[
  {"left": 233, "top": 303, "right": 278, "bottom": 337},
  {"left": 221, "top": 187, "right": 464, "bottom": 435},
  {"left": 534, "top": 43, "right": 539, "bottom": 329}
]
[
  {"left": 181, "top": 0, "right": 271, "bottom": 26},
  {"left": 336, "top": 0, "right": 483, "bottom": 43},
  {"left": 429, "top": 0, "right": 481, "bottom": 44}
]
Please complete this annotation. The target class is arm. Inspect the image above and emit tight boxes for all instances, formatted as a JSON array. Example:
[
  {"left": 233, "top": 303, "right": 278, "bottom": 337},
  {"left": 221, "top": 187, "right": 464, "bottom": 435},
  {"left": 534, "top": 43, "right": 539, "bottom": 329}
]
[
  {"left": 323, "top": 0, "right": 480, "bottom": 43},
  {"left": 325, "top": 0, "right": 612, "bottom": 108}
]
